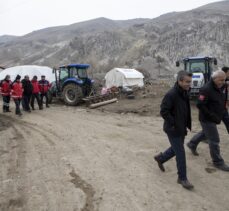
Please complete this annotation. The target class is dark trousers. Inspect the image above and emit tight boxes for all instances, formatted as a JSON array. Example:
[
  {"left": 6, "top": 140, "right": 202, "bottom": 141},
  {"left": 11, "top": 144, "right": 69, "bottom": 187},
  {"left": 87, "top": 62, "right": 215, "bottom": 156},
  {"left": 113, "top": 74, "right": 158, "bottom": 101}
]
[
  {"left": 189, "top": 121, "right": 224, "bottom": 166},
  {"left": 22, "top": 95, "right": 31, "bottom": 111},
  {"left": 189, "top": 131, "right": 206, "bottom": 146},
  {"left": 190, "top": 110, "right": 229, "bottom": 144},
  {"left": 159, "top": 134, "right": 187, "bottom": 180},
  {"left": 40, "top": 93, "right": 48, "bottom": 107},
  {"left": 2, "top": 95, "right": 10, "bottom": 111},
  {"left": 31, "top": 93, "right": 41, "bottom": 109},
  {"left": 14, "top": 99, "right": 21, "bottom": 115},
  {"left": 222, "top": 110, "right": 229, "bottom": 134}
]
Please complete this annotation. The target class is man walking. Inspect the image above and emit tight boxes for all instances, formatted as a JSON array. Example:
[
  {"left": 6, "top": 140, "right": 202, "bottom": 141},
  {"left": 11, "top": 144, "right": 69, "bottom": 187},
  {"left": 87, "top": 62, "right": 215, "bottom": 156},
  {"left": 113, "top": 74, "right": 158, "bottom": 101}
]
[
  {"left": 187, "top": 70, "right": 229, "bottom": 171},
  {"left": 21, "top": 75, "right": 33, "bottom": 112},
  {"left": 188, "top": 67, "right": 229, "bottom": 152},
  {"left": 38, "top": 75, "right": 50, "bottom": 108},
  {"left": 11, "top": 75, "right": 23, "bottom": 116},
  {"left": 0, "top": 75, "right": 12, "bottom": 112},
  {"left": 31, "top": 76, "right": 42, "bottom": 110},
  {"left": 154, "top": 70, "right": 194, "bottom": 190}
]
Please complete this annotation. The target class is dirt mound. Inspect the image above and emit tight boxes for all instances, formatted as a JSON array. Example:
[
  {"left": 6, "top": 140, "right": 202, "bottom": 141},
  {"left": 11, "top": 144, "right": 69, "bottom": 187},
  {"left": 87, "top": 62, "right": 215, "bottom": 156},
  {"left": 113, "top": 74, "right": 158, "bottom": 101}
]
[{"left": 96, "top": 82, "right": 171, "bottom": 116}]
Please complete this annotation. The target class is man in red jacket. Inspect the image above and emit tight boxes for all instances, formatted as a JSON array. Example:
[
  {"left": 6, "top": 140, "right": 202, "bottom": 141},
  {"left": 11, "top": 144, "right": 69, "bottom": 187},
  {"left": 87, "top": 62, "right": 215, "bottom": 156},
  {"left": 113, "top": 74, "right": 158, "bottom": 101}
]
[
  {"left": 31, "top": 75, "right": 42, "bottom": 110},
  {"left": 0, "top": 75, "right": 12, "bottom": 112},
  {"left": 38, "top": 75, "right": 50, "bottom": 108},
  {"left": 11, "top": 75, "right": 23, "bottom": 116}
]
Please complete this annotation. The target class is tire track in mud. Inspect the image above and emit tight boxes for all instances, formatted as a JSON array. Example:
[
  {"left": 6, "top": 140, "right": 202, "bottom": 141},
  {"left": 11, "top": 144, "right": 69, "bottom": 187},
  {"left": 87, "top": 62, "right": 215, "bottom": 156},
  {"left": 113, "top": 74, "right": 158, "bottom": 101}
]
[
  {"left": 0, "top": 115, "right": 28, "bottom": 211},
  {"left": 69, "top": 169, "right": 96, "bottom": 211},
  {"left": 1, "top": 113, "right": 97, "bottom": 210}
]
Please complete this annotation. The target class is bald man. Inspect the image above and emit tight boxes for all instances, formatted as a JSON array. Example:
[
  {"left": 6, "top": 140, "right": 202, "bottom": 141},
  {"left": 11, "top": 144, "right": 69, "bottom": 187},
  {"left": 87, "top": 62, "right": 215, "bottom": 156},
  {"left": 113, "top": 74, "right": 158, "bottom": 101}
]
[{"left": 187, "top": 70, "right": 229, "bottom": 171}]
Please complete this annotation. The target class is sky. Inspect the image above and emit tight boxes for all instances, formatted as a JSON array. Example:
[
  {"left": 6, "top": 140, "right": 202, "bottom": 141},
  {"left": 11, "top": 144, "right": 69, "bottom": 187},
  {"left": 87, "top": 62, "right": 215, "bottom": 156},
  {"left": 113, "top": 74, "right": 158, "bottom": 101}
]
[{"left": 0, "top": 0, "right": 222, "bottom": 36}]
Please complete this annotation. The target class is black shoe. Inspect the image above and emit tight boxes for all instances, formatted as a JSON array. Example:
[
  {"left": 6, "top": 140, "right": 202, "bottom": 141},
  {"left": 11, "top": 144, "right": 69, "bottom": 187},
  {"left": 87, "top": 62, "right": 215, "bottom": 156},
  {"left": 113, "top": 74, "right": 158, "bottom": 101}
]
[
  {"left": 46, "top": 105, "right": 50, "bottom": 108},
  {"left": 187, "top": 142, "right": 199, "bottom": 156},
  {"left": 6, "top": 110, "right": 11, "bottom": 112},
  {"left": 214, "top": 163, "right": 229, "bottom": 171},
  {"left": 32, "top": 107, "right": 35, "bottom": 110},
  {"left": 154, "top": 153, "right": 165, "bottom": 172},
  {"left": 177, "top": 178, "right": 194, "bottom": 190}
]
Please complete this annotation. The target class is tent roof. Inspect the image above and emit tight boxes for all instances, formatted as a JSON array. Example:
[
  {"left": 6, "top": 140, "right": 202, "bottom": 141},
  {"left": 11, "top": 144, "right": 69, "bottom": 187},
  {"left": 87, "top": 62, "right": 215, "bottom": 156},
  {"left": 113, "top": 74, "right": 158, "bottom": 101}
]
[
  {"left": 111, "top": 68, "right": 144, "bottom": 79},
  {"left": 0, "top": 65, "right": 55, "bottom": 82}
]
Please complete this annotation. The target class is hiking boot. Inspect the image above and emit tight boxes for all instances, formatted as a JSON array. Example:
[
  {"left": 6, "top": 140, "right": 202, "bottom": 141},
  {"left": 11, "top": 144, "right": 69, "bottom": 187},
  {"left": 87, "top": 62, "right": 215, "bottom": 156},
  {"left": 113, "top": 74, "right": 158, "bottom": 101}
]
[
  {"left": 187, "top": 142, "right": 199, "bottom": 156},
  {"left": 214, "top": 163, "right": 229, "bottom": 172},
  {"left": 177, "top": 178, "right": 194, "bottom": 190},
  {"left": 154, "top": 153, "right": 165, "bottom": 172}
]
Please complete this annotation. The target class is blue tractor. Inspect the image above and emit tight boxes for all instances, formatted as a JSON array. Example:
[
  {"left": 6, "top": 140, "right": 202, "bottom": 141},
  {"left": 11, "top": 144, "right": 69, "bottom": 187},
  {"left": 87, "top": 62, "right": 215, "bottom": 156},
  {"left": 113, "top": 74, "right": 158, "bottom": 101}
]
[{"left": 50, "top": 64, "right": 95, "bottom": 105}]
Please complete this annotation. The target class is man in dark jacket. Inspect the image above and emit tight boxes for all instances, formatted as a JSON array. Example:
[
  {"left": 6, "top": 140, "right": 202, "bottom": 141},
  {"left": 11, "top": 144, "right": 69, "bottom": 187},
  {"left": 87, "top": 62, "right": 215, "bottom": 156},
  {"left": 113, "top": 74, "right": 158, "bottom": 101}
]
[
  {"left": 187, "top": 67, "right": 229, "bottom": 151},
  {"left": 154, "top": 70, "right": 193, "bottom": 190},
  {"left": 21, "top": 75, "right": 33, "bottom": 112},
  {"left": 187, "top": 70, "right": 229, "bottom": 171}
]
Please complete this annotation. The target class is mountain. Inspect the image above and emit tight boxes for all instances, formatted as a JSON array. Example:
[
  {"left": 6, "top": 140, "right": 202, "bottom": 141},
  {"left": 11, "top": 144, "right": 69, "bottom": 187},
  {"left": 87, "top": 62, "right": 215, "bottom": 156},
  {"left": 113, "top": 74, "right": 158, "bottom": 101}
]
[{"left": 0, "top": 1, "right": 229, "bottom": 79}]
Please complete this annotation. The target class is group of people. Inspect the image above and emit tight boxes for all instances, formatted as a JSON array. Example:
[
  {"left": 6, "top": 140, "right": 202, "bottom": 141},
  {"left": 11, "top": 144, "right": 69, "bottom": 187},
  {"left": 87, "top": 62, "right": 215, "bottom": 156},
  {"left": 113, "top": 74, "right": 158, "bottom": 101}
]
[
  {"left": 0, "top": 74, "right": 50, "bottom": 116},
  {"left": 154, "top": 67, "right": 229, "bottom": 190}
]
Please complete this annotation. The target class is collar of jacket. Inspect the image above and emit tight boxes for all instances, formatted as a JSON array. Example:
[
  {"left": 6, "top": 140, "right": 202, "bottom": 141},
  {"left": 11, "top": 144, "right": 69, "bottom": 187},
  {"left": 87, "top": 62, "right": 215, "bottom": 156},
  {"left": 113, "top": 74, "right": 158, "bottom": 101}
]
[
  {"left": 210, "top": 79, "right": 221, "bottom": 92},
  {"left": 174, "top": 82, "right": 188, "bottom": 98}
]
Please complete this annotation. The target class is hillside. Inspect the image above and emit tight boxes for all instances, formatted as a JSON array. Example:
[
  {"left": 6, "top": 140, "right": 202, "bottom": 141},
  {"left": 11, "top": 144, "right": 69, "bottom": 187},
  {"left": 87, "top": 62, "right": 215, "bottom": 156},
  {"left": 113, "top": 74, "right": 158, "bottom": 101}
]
[{"left": 0, "top": 1, "right": 229, "bottom": 79}]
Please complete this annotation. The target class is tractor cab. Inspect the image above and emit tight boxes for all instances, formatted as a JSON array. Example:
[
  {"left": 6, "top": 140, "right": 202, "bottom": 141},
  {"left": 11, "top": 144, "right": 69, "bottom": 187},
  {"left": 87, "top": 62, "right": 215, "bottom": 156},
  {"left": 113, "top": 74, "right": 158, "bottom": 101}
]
[
  {"left": 57, "top": 64, "right": 93, "bottom": 91},
  {"left": 176, "top": 56, "right": 217, "bottom": 96}
]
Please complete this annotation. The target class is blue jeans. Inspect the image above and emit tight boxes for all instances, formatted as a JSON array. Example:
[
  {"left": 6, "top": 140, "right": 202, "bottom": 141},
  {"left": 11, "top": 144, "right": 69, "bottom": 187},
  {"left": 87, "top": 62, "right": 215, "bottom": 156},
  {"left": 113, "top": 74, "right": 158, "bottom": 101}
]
[{"left": 159, "top": 134, "right": 187, "bottom": 180}]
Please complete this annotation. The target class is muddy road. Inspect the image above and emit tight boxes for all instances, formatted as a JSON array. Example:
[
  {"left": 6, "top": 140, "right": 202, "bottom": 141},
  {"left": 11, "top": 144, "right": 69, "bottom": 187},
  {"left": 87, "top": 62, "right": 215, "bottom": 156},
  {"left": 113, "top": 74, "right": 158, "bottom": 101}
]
[{"left": 0, "top": 104, "right": 229, "bottom": 211}]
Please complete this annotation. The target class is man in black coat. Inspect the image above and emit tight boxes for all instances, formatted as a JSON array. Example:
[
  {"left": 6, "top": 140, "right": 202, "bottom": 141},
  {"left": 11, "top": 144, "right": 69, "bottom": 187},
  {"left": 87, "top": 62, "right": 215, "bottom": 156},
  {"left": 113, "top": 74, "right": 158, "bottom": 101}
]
[
  {"left": 187, "top": 70, "right": 229, "bottom": 171},
  {"left": 21, "top": 75, "right": 33, "bottom": 112},
  {"left": 154, "top": 70, "right": 194, "bottom": 190},
  {"left": 187, "top": 67, "right": 229, "bottom": 152}
]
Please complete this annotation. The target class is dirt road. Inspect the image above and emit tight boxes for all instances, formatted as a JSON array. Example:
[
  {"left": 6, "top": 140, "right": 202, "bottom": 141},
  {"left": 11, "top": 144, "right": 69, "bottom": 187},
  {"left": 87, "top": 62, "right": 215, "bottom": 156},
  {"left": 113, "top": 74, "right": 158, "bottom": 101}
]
[{"left": 0, "top": 104, "right": 229, "bottom": 211}]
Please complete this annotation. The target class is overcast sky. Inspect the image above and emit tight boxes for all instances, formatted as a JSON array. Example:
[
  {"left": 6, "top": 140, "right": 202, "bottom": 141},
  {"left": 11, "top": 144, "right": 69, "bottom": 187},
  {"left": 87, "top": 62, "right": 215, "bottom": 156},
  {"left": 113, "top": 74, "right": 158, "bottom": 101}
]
[{"left": 0, "top": 0, "right": 221, "bottom": 36}]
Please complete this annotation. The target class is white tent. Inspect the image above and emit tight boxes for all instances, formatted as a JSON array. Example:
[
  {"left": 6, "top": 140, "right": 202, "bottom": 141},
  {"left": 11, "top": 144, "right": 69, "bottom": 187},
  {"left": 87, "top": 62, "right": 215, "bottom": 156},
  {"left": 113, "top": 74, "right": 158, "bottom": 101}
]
[
  {"left": 0, "top": 65, "right": 55, "bottom": 82},
  {"left": 105, "top": 68, "right": 144, "bottom": 88}
]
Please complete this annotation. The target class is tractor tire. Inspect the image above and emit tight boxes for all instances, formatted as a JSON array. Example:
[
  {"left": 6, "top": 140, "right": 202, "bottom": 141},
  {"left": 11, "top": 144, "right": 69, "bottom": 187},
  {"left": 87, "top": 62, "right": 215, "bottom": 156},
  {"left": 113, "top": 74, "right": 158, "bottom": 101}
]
[{"left": 63, "top": 83, "right": 83, "bottom": 106}]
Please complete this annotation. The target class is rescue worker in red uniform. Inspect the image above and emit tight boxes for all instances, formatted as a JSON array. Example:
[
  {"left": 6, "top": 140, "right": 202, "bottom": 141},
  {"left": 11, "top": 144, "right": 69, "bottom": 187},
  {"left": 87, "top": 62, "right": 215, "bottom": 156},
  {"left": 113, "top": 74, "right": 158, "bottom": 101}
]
[
  {"left": 31, "top": 75, "right": 42, "bottom": 110},
  {"left": 0, "top": 75, "right": 12, "bottom": 112},
  {"left": 11, "top": 75, "right": 23, "bottom": 116},
  {"left": 38, "top": 75, "right": 50, "bottom": 108}
]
